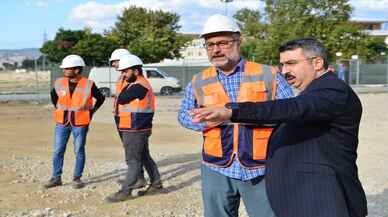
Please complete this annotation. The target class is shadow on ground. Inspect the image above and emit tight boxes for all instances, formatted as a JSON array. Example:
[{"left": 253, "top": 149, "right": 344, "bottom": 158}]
[{"left": 84, "top": 153, "right": 201, "bottom": 193}]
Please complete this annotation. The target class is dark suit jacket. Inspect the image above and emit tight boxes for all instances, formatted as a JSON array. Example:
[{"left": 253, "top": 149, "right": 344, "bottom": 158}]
[{"left": 231, "top": 73, "right": 367, "bottom": 217}]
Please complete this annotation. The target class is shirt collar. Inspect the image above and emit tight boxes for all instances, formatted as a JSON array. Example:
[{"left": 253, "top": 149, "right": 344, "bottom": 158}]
[{"left": 216, "top": 58, "right": 245, "bottom": 77}]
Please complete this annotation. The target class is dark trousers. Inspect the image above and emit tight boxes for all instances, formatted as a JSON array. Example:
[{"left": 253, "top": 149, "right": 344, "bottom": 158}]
[
  {"left": 120, "top": 131, "right": 161, "bottom": 191},
  {"left": 118, "top": 130, "right": 145, "bottom": 178}
]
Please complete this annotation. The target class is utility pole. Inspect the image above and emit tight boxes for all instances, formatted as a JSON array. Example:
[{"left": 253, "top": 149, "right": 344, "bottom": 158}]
[{"left": 220, "top": 0, "right": 233, "bottom": 16}]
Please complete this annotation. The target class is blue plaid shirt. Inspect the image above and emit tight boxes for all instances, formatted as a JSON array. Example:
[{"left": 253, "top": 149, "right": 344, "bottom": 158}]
[{"left": 178, "top": 59, "right": 294, "bottom": 181}]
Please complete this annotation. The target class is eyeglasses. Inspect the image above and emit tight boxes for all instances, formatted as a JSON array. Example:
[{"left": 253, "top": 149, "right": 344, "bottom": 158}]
[
  {"left": 204, "top": 39, "right": 238, "bottom": 51},
  {"left": 279, "top": 57, "right": 317, "bottom": 68}
]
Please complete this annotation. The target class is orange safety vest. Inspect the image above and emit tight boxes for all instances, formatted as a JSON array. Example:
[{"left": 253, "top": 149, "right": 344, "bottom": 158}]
[
  {"left": 54, "top": 77, "right": 94, "bottom": 126},
  {"left": 113, "top": 77, "right": 128, "bottom": 113},
  {"left": 116, "top": 76, "right": 155, "bottom": 131},
  {"left": 192, "top": 61, "right": 277, "bottom": 168}
]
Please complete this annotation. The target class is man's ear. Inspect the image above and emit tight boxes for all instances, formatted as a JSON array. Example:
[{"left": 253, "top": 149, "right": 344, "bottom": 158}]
[
  {"left": 134, "top": 69, "right": 140, "bottom": 76},
  {"left": 238, "top": 36, "right": 243, "bottom": 44},
  {"left": 314, "top": 57, "right": 325, "bottom": 71}
]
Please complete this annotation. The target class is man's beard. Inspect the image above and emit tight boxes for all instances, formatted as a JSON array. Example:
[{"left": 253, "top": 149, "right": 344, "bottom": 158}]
[
  {"left": 126, "top": 74, "right": 137, "bottom": 83},
  {"left": 210, "top": 55, "right": 228, "bottom": 67},
  {"left": 66, "top": 74, "right": 76, "bottom": 78},
  {"left": 65, "top": 73, "right": 77, "bottom": 79}
]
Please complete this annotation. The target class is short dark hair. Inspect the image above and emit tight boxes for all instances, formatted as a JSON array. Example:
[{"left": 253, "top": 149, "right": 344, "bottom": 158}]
[{"left": 279, "top": 38, "right": 329, "bottom": 69}]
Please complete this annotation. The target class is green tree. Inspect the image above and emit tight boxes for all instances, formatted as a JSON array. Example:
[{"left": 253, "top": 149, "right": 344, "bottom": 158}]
[
  {"left": 72, "top": 30, "right": 118, "bottom": 66},
  {"left": 21, "top": 55, "right": 49, "bottom": 70},
  {"left": 40, "top": 28, "right": 86, "bottom": 64},
  {"left": 234, "top": 8, "right": 264, "bottom": 38},
  {"left": 233, "top": 8, "right": 265, "bottom": 61},
  {"left": 108, "top": 6, "right": 190, "bottom": 63},
  {"left": 40, "top": 28, "right": 117, "bottom": 66},
  {"left": 3, "top": 62, "right": 17, "bottom": 70},
  {"left": 234, "top": 0, "right": 381, "bottom": 65},
  {"left": 21, "top": 59, "right": 35, "bottom": 69},
  {"left": 361, "top": 36, "right": 388, "bottom": 62}
]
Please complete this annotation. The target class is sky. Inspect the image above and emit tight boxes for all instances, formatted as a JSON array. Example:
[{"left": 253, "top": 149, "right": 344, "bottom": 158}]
[{"left": 1, "top": 0, "right": 388, "bottom": 49}]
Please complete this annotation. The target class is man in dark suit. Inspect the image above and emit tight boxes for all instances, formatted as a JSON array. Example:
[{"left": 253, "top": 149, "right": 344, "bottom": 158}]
[{"left": 190, "top": 38, "right": 367, "bottom": 217}]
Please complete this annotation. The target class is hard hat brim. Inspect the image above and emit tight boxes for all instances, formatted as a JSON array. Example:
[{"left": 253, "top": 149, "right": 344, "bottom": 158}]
[
  {"left": 60, "top": 65, "right": 83, "bottom": 69},
  {"left": 200, "top": 31, "right": 240, "bottom": 39}
]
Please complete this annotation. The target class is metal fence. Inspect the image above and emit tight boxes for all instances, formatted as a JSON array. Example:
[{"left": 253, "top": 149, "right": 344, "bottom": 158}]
[
  {"left": 341, "top": 60, "right": 388, "bottom": 85},
  {"left": 0, "top": 69, "right": 51, "bottom": 94},
  {"left": 49, "top": 65, "right": 208, "bottom": 90},
  {"left": 1, "top": 61, "right": 388, "bottom": 97},
  {"left": 150, "top": 66, "right": 209, "bottom": 88}
]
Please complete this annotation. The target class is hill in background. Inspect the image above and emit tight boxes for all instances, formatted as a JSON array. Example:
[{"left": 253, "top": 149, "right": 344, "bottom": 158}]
[
  {"left": 0, "top": 48, "right": 41, "bottom": 59},
  {"left": 0, "top": 48, "right": 41, "bottom": 68}
]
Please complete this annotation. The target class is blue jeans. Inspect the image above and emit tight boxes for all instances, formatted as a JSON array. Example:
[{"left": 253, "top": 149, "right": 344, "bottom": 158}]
[
  {"left": 52, "top": 124, "right": 89, "bottom": 179},
  {"left": 201, "top": 165, "right": 275, "bottom": 217}
]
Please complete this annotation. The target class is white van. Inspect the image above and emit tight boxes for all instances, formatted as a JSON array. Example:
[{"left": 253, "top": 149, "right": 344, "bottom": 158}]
[{"left": 88, "top": 67, "right": 182, "bottom": 96}]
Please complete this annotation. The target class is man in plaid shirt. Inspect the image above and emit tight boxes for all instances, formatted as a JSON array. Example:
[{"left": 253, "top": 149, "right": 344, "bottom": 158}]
[{"left": 178, "top": 14, "right": 293, "bottom": 217}]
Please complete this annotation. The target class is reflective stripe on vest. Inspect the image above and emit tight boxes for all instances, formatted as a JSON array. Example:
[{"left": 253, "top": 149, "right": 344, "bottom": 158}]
[
  {"left": 116, "top": 76, "right": 155, "bottom": 131},
  {"left": 192, "top": 61, "right": 277, "bottom": 168},
  {"left": 54, "top": 77, "right": 93, "bottom": 126}
]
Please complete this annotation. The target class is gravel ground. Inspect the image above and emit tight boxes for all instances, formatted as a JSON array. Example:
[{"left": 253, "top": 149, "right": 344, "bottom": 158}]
[
  {"left": 0, "top": 93, "right": 387, "bottom": 217},
  {"left": 0, "top": 153, "right": 205, "bottom": 217}
]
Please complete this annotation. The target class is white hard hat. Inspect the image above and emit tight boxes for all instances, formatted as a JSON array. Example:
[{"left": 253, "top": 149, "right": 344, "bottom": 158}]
[
  {"left": 60, "top": 54, "right": 85, "bottom": 69},
  {"left": 117, "top": 54, "right": 143, "bottom": 71},
  {"left": 110, "top": 48, "right": 131, "bottom": 62},
  {"left": 200, "top": 14, "right": 240, "bottom": 38}
]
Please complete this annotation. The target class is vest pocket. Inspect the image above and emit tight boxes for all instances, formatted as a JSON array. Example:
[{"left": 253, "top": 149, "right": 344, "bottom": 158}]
[
  {"left": 203, "top": 128, "right": 222, "bottom": 157},
  {"left": 54, "top": 110, "right": 65, "bottom": 124},
  {"left": 239, "top": 82, "right": 267, "bottom": 102},
  {"left": 203, "top": 92, "right": 220, "bottom": 106},
  {"left": 118, "top": 113, "right": 132, "bottom": 129},
  {"left": 252, "top": 128, "right": 272, "bottom": 160},
  {"left": 74, "top": 111, "right": 90, "bottom": 125},
  {"left": 250, "top": 83, "right": 267, "bottom": 102}
]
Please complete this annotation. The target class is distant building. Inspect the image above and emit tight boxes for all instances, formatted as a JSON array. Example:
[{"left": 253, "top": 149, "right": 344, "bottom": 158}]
[
  {"left": 351, "top": 20, "right": 388, "bottom": 37},
  {"left": 153, "top": 34, "right": 210, "bottom": 66},
  {"left": 179, "top": 35, "right": 208, "bottom": 60}
]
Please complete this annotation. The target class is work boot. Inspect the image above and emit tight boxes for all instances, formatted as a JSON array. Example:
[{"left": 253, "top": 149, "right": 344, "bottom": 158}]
[
  {"left": 72, "top": 177, "right": 85, "bottom": 189},
  {"left": 133, "top": 177, "right": 146, "bottom": 189},
  {"left": 117, "top": 177, "right": 146, "bottom": 189},
  {"left": 105, "top": 190, "right": 133, "bottom": 203},
  {"left": 151, "top": 180, "right": 163, "bottom": 189},
  {"left": 43, "top": 177, "right": 62, "bottom": 189},
  {"left": 138, "top": 180, "right": 164, "bottom": 196}
]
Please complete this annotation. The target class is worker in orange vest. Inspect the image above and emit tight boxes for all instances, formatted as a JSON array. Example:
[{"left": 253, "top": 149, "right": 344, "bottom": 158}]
[
  {"left": 105, "top": 54, "right": 162, "bottom": 203},
  {"left": 109, "top": 48, "right": 131, "bottom": 97},
  {"left": 44, "top": 54, "right": 105, "bottom": 189},
  {"left": 178, "top": 14, "right": 293, "bottom": 217},
  {"left": 109, "top": 49, "right": 148, "bottom": 189}
]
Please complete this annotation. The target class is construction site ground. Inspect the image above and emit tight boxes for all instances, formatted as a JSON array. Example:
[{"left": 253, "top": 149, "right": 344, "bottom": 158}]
[{"left": 0, "top": 94, "right": 387, "bottom": 217}]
